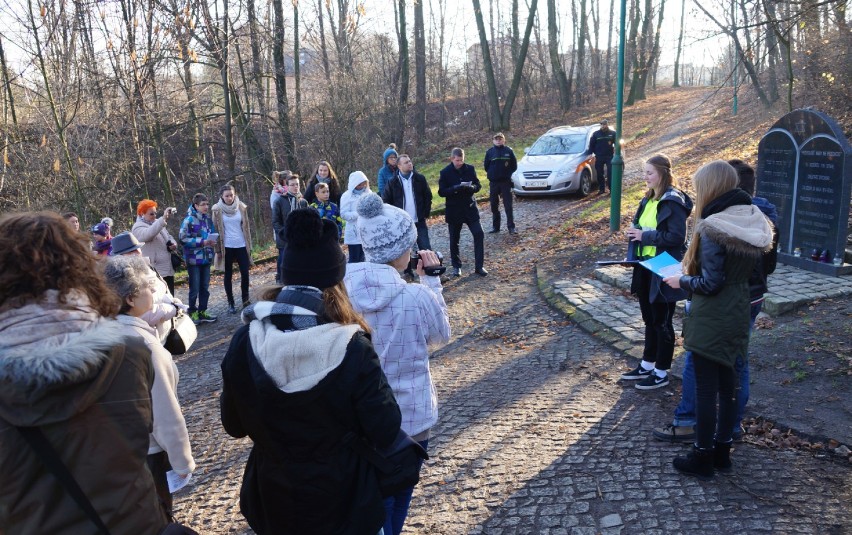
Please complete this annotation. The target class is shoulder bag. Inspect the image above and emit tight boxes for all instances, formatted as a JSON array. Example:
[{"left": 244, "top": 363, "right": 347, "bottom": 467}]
[
  {"left": 164, "top": 310, "right": 198, "bottom": 355},
  {"left": 15, "top": 425, "right": 199, "bottom": 535},
  {"left": 345, "top": 428, "right": 429, "bottom": 498}
]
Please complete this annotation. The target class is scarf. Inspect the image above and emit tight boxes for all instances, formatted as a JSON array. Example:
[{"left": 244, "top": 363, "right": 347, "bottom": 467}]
[
  {"left": 0, "top": 290, "right": 101, "bottom": 351},
  {"left": 317, "top": 175, "right": 330, "bottom": 184},
  {"left": 215, "top": 196, "right": 240, "bottom": 216},
  {"left": 700, "top": 188, "right": 752, "bottom": 219},
  {"left": 242, "top": 285, "right": 329, "bottom": 331}
]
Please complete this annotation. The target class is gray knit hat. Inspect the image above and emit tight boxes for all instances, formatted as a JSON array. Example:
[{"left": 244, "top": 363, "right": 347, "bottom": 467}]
[{"left": 356, "top": 192, "right": 417, "bottom": 265}]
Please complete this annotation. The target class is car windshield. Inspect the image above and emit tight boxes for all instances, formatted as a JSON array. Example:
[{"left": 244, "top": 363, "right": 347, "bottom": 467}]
[{"left": 528, "top": 134, "right": 586, "bottom": 156}]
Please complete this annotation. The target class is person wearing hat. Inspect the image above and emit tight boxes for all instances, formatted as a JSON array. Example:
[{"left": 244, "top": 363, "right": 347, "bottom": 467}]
[
  {"left": 344, "top": 193, "right": 450, "bottom": 535},
  {"left": 110, "top": 232, "right": 187, "bottom": 342},
  {"left": 91, "top": 221, "right": 112, "bottom": 255},
  {"left": 588, "top": 119, "right": 617, "bottom": 194},
  {"left": 220, "top": 207, "right": 402, "bottom": 535},
  {"left": 483, "top": 132, "right": 518, "bottom": 234},
  {"left": 377, "top": 143, "right": 399, "bottom": 196},
  {"left": 340, "top": 171, "right": 371, "bottom": 263}
]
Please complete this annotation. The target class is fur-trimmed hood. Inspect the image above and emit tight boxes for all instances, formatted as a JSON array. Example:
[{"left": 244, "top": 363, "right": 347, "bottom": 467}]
[
  {"left": 696, "top": 204, "right": 773, "bottom": 258},
  {"left": 0, "top": 320, "right": 139, "bottom": 427}
]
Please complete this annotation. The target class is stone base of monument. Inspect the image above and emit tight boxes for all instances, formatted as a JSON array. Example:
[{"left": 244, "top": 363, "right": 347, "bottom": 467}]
[{"left": 778, "top": 252, "right": 852, "bottom": 276}]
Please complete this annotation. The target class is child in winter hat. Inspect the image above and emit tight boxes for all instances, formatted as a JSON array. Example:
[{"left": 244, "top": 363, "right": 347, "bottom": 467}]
[{"left": 355, "top": 192, "right": 417, "bottom": 264}]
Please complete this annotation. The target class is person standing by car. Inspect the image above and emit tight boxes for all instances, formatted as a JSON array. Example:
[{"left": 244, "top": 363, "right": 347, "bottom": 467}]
[
  {"left": 588, "top": 120, "right": 617, "bottom": 194},
  {"left": 382, "top": 154, "right": 433, "bottom": 276},
  {"left": 439, "top": 148, "right": 487, "bottom": 277},
  {"left": 621, "top": 154, "right": 692, "bottom": 390},
  {"left": 483, "top": 132, "right": 518, "bottom": 234}
]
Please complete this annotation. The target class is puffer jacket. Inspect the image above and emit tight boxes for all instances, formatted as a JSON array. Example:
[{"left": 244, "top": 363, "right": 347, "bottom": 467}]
[
  {"left": 680, "top": 197, "right": 773, "bottom": 368},
  {"left": 376, "top": 146, "right": 398, "bottom": 196},
  {"left": 339, "top": 175, "right": 371, "bottom": 245},
  {"left": 630, "top": 187, "right": 693, "bottom": 303},
  {"left": 749, "top": 196, "right": 779, "bottom": 302},
  {"left": 0, "top": 312, "right": 167, "bottom": 535},
  {"left": 344, "top": 263, "right": 450, "bottom": 437},
  {"left": 132, "top": 215, "right": 177, "bottom": 277},
  {"left": 179, "top": 204, "right": 215, "bottom": 266}
]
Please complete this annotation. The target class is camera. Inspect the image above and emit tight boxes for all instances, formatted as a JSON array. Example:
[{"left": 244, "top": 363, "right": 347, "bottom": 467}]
[
  {"left": 409, "top": 251, "right": 446, "bottom": 276},
  {"left": 167, "top": 207, "right": 178, "bottom": 216}
]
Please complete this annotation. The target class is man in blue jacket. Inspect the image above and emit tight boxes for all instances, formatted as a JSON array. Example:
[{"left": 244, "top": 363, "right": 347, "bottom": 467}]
[
  {"left": 588, "top": 120, "right": 616, "bottom": 194},
  {"left": 438, "top": 148, "right": 487, "bottom": 277},
  {"left": 483, "top": 132, "right": 518, "bottom": 234}
]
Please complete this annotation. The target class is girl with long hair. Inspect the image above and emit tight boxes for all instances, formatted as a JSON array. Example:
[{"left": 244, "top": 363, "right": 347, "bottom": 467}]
[
  {"left": 212, "top": 183, "right": 255, "bottom": 313},
  {"left": 663, "top": 161, "right": 772, "bottom": 479},
  {"left": 304, "top": 160, "right": 343, "bottom": 206}
]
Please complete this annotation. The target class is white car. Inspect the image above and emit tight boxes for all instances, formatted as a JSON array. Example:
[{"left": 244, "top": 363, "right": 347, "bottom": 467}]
[{"left": 511, "top": 125, "right": 599, "bottom": 197}]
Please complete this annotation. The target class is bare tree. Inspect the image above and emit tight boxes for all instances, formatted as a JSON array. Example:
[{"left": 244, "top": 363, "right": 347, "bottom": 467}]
[
  {"left": 547, "top": 0, "right": 571, "bottom": 111},
  {"left": 414, "top": 0, "right": 427, "bottom": 140}
]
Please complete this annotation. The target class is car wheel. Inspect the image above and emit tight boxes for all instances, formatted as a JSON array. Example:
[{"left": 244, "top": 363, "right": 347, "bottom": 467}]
[{"left": 578, "top": 168, "right": 592, "bottom": 197}]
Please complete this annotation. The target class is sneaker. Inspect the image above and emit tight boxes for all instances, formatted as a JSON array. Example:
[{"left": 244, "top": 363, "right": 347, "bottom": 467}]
[
  {"left": 451, "top": 267, "right": 461, "bottom": 277},
  {"left": 227, "top": 304, "right": 237, "bottom": 314},
  {"left": 488, "top": 228, "right": 500, "bottom": 233},
  {"left": 242, "top": 300, "right": 251, "bottom": 309},
  {"left": 508, "top": 228, "right": 517, "bottom": 234},
  {"left": 189, "top": 311, "right": 201, "bottom": 326},
  {"left": 198, "top": 310, "right": 217, "bottom": 323},
  {"left": 653, "top": 424, "right": 696, "bottom": 443},
  {"left": 635, "top": 371, "right": 670, "bottom": 390},
  {"left": 620, "top": 364, "right": 652, "bottom": 381}
]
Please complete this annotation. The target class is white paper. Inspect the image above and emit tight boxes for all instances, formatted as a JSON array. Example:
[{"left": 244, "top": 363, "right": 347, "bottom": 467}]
[{"left": 167, "top": 470, "right": 192, "bottom": 494}]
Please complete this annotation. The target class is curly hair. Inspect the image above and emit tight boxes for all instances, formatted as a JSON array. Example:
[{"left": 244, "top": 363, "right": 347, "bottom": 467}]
[
  {"left": 0, "top": 211, "right": 120, "bottom": 316},
  {"left": 137, "top": 199, "right": 158, "bottom": 216},
  {"left": 103, "top": 256, "right": 153, "bottom": 314}
]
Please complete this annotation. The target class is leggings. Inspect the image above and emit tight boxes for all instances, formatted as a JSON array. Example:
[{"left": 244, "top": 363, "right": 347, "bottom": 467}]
[
  {"left": 224, "top": 247, "right": 251, "bottom": 305},
  {"left": 693, "top": 354, "right": 737, "bottom": 449}
]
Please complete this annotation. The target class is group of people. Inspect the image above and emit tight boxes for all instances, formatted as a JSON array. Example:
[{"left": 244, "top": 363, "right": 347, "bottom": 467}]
[{"left": 621, "top": 153, "right": 777, "bottom": 480}]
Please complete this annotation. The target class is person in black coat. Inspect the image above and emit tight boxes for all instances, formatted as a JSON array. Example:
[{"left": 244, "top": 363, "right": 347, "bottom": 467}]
[
  {"left": 220, "top": 208, "right": 402, "bottom": 535},
  {"left": 483, "top": 132, "right": 518, "bottom": 233},
  {"left": 438, "top": 147, "right": 487, "bottom": 277},
  {"left": 271, "top": 175, "right": 309, "bottom": 284},
  {"left": 382, "top": 153, "right": 433, "bottom": 253},
  {"left": 588, "top": 120, "right": 617, "bottom": 194}
]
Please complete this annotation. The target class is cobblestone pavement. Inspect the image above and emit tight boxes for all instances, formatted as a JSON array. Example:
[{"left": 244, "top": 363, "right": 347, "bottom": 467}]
[{"left": 168, "top": 197, "right": 852, "bottom": 534}]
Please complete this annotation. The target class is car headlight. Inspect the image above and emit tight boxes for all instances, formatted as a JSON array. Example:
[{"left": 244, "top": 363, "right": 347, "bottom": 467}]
[
  {"left": 511, "top": 171, "right": 520, "bottom": 180},
  {"left": 554, "top": 167, "right": 571, "bottom": 179}
]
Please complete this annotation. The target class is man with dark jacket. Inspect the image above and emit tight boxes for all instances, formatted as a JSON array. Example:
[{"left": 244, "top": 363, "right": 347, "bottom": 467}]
[
  {"left": 483, "top": 132, "right": 518, "bottom": 234},
  {"left": 588, "top": 120, "right": 617, "bottom": 194},
  {"left": 272, "top": 174, "right": 308, "bottom": 284},
  {"left": 382, "top": 153, "right": 433, "bottom": 252},
  {"left": 438, "top": 147, "right": 487, "bottom": 277}
]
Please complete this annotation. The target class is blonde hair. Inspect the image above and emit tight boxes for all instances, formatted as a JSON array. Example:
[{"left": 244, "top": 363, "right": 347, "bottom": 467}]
[
  {"left": 256, "top": 281, "right": 371, "bottom": 333},
  {"left": 682, "top": 161, "right": 740, "bottom": 275},
  {"left": 645, "top": 153, "right": 675, "bottom": 200}
]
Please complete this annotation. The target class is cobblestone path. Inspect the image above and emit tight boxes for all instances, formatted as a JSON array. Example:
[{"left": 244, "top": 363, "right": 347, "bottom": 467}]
[{"left": 170, "top": 197, "right": 851, "bottom": 534}]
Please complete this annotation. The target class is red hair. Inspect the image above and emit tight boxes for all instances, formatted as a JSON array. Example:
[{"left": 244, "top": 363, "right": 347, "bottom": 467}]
[{"left": 137, "top": 199, "right": 158, "bottom": 216}]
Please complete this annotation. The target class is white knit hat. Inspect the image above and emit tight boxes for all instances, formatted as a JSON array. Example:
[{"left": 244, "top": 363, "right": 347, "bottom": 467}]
[{"left": 356, "top": 192, "right": 417, "bottom": 265}]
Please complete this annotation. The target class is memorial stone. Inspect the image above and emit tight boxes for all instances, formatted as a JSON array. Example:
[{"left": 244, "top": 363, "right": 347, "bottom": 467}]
[{"left": 756, "top": 109, "right": 852, "bottom": 276}]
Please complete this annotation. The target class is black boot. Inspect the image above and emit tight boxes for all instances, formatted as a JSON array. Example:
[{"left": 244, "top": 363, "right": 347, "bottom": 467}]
[
  {"left": 713, "top": 441, "right": 732, "bottom": 472},
  {"left": 673, "top": 445, "right": 714, "bottom": 480}
]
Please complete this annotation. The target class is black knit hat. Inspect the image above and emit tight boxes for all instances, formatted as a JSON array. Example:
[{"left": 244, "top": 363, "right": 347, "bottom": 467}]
[{"left": 282, "top": 208, "right": 346, "bottom": 289}]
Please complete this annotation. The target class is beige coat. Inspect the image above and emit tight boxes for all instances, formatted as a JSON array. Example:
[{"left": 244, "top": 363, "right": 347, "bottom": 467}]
[
  {"left": 132, "top": 216, "right": 177, "bottom": 277},
  {"left": 211, "top": 200, "right": 254, "bottom": 272}
]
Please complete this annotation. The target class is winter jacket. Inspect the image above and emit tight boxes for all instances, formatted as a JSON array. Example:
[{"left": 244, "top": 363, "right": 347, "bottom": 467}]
[
  {"left": 483, "top": 145, "right": 518, "bottom": 182},
  {"left": 340, "top": 175, "right": 371, "bottom": 245},
  {"left": 304, "top": 176, "right": 343, "bottom": 207},
  {"left": 142, "top": 266, "right": 181, "bottom": 343},
  {"left": 220, "top": 309, "right": 401, "bottom": 534},
  {"left": 749, "top": 196, "right": 779, "bottom": 302},
  {"left": 212, "top": 200, "right": 254, "bottom": 271},
  {"left": 179, "top": 205, "right": 215, "bottom": 266},
  {"left": 0, "top": 301, "right": 167, "bottom": 535},
  {"left": 344, "top": 263, "right": 450, "bottom": 437},
  {"left": 272, "top": 193, "right": 309, "bottom": 249},
  {"left": 377, "top": 147, "right": 399, "bottom": 196},
  {"left": 438, "top": 162, "right": 482, "bottom": 223},
  {"left": 588, "top": 127, "right": 617, "bottom": 161},
  {"left": 680, "top": 199, "right": 773, "bottom": 368},
  {"left": 630, "top": 187, "right": 693, "bottom": 303},
  {"left": 382, "top": 170, "right": 433, "bottom": 224},
  {"left": 132, "top": 216, "right": 178, "bottom": 277},
  {"left": 311, "top": 200, "right": 345, "bottom": 239},
  {"left": 115, "top": 315, "right": 195, "bottom": 475}
]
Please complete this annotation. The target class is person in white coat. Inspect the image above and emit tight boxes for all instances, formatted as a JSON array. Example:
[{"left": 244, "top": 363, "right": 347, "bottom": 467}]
[
  {"left": 104, "top": 255, "right": 195, "bottom": 516},
  {"left": 339, "top": 171, "right": 371, "bottom": 263},
  {"left": 343, "top": 192, "right": 450, "bottom": 535}
]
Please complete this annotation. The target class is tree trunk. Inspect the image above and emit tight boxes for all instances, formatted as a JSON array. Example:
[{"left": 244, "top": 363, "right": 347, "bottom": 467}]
[
  {"left": 294, "top": 0, "right": 302, "bottom": 127},
  {"left": 247, "top": 0, "right": 276, "bottom": 168},
  {"left": 472, "top": 0, "right": 503, "bottom": 129},
  {"left": 414, "top": 0, "right": 426, "bottom": 141},
  {"left": 499, "top": 0, "right": 538, "bottom": 128},
  {"left": 605, "top": 0, "right": 615, "bottom": 92},
  {"left": 0, "top": 36, "right": 18, "bottom": 129},
  {"left": 316, "top": 0, "right": 332, "bottom": 81},
  {"left": 574, "top": 0, "right": 588, "bottom": 105},
  {"left": 673, "top": 0, "right": 685, "bottom": 87},
  {"left": 272, "top": 0, "right": 298, "bottom": 170},
  {"left": 395, "top": 0, "right": 409, "bottom": 147},
  {"left": 547, "top": 0, "right": 571, "bottom": 111}
]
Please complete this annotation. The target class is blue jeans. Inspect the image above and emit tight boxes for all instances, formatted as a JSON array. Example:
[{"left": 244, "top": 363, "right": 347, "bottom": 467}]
[
  {"left": 382, "top": 439, "right": 428, "bottom": 535},
  {"left": 276, "top": 248, "right": 285, "bottom": 283},
  {"left": 673, "top": 301, "right": 762, "bottom": 432},
  {"left": 187, "top": 263, "right": 211, "bottom": 313}
]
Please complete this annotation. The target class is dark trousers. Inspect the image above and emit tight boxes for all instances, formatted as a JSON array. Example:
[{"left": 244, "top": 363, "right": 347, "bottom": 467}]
[
  {"left": 636, "top": 270, "right": 676, "bottom": 370},
  {"left": 163, "top": 275, "right": 175, "bottom": 296},
  {"left": 595, "top": 158, "right": 612, "bottom": 192},
  {"left": 224, "top": 247, "right": 251, "bottom": 306},
  {"left": 147, "top": 451, "right": 173, "bottom": 516},
  {"left": 489, "top": 180, "right": 515, "bottom": 231},
  {"left": 693, "top": 354, "right": 737, "bottom": 449},
  {"left": 415, "top": 220, "right": 432, "bottom": 251},
  {"left": 347, "top": 243, "right": 364, "bottom": 263},
  {"left": 383, "top": 439, "right": 428, "bottom": 535},
  {"left": 448, "top": 214, "right": 485, "bottom": 270},
  {"left": 186, "top": 264, "right": 211, "bottom": 313},
  {"left": 276, "top": 248, "right": 285, "bottom": 283}
]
